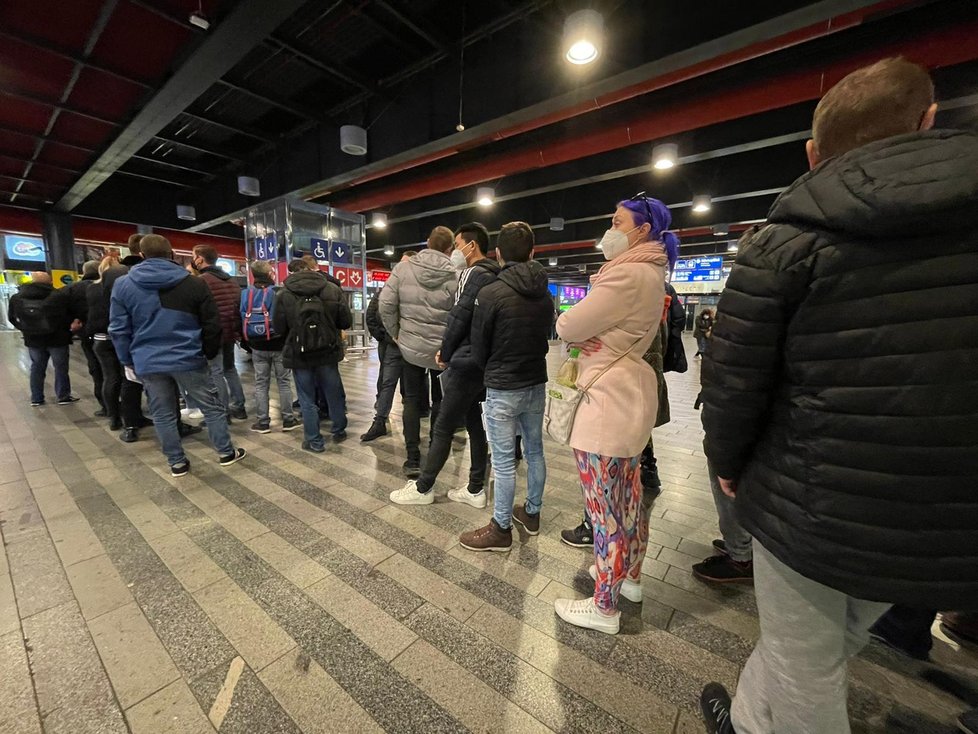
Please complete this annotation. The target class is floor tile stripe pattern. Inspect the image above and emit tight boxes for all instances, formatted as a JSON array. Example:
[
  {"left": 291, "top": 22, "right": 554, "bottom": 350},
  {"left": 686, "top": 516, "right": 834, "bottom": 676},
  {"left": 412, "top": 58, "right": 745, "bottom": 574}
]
[{"left": 0, "top": 333, "right": 972, "bottom": 734}]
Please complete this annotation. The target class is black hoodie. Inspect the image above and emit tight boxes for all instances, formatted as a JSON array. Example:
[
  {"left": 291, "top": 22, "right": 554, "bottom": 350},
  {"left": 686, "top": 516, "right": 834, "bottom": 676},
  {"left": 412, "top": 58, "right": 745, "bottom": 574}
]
[
  {"left": 273, "top": 270, "right": 352, "bottom": 368},
  {"left": 470, "top": 259, "right": 555, "bottom": 390},
  {"left": 440, "top": 257, "right": 501, "bottom": 374}
]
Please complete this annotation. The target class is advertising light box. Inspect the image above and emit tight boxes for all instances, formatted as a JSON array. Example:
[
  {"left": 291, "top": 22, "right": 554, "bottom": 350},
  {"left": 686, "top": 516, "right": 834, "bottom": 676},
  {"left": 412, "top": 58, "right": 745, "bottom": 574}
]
[
  {"left": 3, "top": 235, "right": 46, "bottom": 263},
  {"left": 672, "top": 256, "right": 723, "bottom": 283}
]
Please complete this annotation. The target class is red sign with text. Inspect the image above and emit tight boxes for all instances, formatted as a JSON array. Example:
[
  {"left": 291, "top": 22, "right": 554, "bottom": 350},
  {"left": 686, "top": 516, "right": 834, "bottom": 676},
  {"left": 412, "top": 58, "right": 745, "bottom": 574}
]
[
  {"left": 331, "top": 265, "right": 363, "bottom": 289},
  {"left": 369, "top": 270, "right": 391, "bottom": 283}
]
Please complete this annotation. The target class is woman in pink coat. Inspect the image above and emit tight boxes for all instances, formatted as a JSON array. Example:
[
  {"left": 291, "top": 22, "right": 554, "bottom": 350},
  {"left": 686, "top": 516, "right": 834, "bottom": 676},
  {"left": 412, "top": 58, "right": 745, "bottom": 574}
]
[{"left": 553, "top": 194, "right": 678, "bottom": 634}]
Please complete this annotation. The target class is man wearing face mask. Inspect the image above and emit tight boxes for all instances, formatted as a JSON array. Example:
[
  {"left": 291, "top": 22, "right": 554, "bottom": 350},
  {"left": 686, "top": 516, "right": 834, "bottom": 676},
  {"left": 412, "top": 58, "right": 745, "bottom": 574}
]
[{"left": 389, "top": 222, "right": 500, "bottom": 505}]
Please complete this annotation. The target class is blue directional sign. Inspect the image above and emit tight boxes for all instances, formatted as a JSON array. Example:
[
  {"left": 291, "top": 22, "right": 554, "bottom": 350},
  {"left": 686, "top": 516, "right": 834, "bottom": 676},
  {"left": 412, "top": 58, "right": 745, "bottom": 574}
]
[
  {"left": 671, "top": 256, "right": 723, "bottom": 283},
  {"left": 253, "top": 233, "right": 277, "bottom": 261},
  {"left": 309, "top": 237, "right": 352, "bottom": 263}
]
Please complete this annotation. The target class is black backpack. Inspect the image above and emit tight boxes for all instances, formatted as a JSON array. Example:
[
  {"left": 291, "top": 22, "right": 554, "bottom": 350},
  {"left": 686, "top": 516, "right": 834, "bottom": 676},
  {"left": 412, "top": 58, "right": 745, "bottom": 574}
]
[
  {"left": 16, "top": 299, "right": 53, "bottom": 335},
  {"left": 293, "top": 293, "right": 337, "bottom": 355}
]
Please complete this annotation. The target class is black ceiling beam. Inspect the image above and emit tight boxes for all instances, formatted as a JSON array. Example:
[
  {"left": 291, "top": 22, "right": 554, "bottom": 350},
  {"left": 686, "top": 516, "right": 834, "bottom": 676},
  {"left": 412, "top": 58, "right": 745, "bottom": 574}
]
[
  {"left": 152, "top": 134, "right": 244, "bottom": 162},
  {"left": 215, "top": 77, "right": 322, "bottom": 121},
  {"left": 177, "top": 110, "right": 272, "bottom": 142},
  {"left": 265, "top": 34, "right": 379, "bottom": 95},
  {"left": 0, "top": 28, "right": 152, "bottom": 90},
  {"left": 114, "top": 169, "right": 193, "bottom": 187},
  {"left": 346, "top": 5, "right": 427, "bottom": 58},
  {"left": 372, "top": 0, "right": 452, "bottom": 54},
  {"left": 0, "top": 124, "right": 96, "bottom": 153},
  {"left": 130, "top": 154, "right": 212, "bottom": 176},
  {"left": 56, "top": 0, "right": 309, "bottom": 211}
]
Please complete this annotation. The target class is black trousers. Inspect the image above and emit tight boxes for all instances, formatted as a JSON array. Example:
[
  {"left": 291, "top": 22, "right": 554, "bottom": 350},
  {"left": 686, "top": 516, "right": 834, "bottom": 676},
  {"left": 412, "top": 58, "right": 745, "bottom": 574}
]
[
  {"left": 93, "top": 339, "right": 144, "bottom": 428},
  {"left": 400, "top": 362, "right": 441, "bottom": 460},
  {"left": 80, "top": 336, "right": 104, "bottom": 408},
  {"left": 416, "top": 369, "right": 487, "bottom": 493}
]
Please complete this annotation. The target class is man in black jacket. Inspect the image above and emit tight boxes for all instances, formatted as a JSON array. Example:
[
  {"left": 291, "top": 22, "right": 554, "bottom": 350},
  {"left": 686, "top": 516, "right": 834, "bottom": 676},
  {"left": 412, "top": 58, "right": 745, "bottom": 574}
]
[
  {"left": 65, "top": 260, "right": 105, "bottom": 414},
  {"left": 458, "top": 222, "right": 554, "bottom": 551},
  {"left": 389, "top": 223, "right": 500, "bottom": 506},
  {"left": 9, "top": 271, "right": 78, "bottom": 406},
  {"left": 361, "top": 279, "right": 403, "bottom": 442},
  {"left": 273, "top": 264, "right": 352, "bottom": 453},
  {"left": 698, "top": 58, "right": 978, "bottom": 734}
]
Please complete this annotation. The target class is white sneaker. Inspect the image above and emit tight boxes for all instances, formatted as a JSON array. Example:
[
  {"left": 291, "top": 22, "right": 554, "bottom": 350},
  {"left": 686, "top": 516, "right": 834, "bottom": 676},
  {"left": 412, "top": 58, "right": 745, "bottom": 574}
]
[
  {"left": 181, "top": 408, "right": 204, "bottom": 422},
  {"left": 554, "top": 597, "right": 620, "bottom": 635},
  {"left": 389, "top": 480, "right": 434, "bottom": 505},
  {"left": 447, "top": 485, "right": 487, "bottom": 509},
  {"left": 588, "top": 564, "right": 643, "bottom": 603}
]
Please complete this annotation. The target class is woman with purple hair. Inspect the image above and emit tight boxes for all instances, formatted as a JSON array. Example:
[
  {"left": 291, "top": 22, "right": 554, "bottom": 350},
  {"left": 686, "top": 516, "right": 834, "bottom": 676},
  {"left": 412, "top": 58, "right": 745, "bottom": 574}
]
[{"left": 553, "top": 193, "right": 679, "bottom": 634}]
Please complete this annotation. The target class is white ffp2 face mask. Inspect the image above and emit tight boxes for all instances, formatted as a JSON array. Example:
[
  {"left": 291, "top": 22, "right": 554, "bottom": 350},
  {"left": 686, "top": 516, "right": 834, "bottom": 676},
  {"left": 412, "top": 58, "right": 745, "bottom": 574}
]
[
  {"left": 450, "top": 248, "right": 468, "bottom": 270},
  {"left": 598, "top": 226, "right": 638, "bottom": 261}
]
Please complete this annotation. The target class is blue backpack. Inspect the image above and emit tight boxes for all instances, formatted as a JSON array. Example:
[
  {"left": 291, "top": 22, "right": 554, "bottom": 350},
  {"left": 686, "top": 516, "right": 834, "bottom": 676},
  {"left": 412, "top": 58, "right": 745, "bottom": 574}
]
[{"left": 241, "top": 286, "right": 278, "bottom": 341}]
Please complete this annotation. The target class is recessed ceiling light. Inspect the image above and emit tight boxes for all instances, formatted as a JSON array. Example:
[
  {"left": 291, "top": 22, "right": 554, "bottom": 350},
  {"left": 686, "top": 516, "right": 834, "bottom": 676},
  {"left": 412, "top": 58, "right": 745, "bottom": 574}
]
[
  {"left": 563, "top": 10, "right": 603, "bottom": 65},
  {"left": 652, "top": 143, "right": 678, "bottom": 171},
  {"left": 692, "top": 195, "right": 712, "bottom": 213}
]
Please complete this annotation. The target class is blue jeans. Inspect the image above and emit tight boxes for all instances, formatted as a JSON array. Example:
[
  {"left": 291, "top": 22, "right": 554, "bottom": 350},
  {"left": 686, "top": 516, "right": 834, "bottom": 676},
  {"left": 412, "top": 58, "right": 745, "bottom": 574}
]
[
  {"left": 293, "top": 363, "right": 347, "bottom": 449},
  {"left": 141, "top": 368, "right": 235, "bottom": 467},
  {"left": 209, "top": 342, "right": 246, "bottom": 413},
  {"left": 252, "top": 350, "right": 294, "bottom": 424},
  {"left": 484, "top": 384, "right": 546, "bottom": 529},
  {"left": 28, "top": 345, "right": 70, "bottom": 403}
]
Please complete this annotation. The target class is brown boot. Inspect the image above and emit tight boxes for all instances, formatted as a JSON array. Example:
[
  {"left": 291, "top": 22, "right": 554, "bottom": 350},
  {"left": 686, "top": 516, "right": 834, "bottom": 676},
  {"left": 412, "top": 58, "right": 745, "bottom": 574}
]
[
  {"left": 512, "top": 504, "right": 540, "bottom": 535},
  {"left": 941, "top": 612, "right": 978, "bottom": 647},
  {"left": 459, "top": 518, "right": 512, "bottom": 552}
]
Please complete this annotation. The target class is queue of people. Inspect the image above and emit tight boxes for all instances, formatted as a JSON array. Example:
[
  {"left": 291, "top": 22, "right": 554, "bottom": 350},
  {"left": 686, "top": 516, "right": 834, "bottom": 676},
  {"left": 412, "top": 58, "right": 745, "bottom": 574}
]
[{"left": 6, "top": 55, "right": 977, "bottom": 734}]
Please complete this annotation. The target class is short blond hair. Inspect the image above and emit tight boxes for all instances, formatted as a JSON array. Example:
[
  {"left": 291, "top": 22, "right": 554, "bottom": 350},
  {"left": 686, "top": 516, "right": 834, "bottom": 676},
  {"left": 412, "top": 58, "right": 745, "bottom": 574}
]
[
  {"left": 427, "top": 226, "right": 454, "bottom": 254},
  {"left": 251, "top": 260, "right": 273, "bottom": 279}
]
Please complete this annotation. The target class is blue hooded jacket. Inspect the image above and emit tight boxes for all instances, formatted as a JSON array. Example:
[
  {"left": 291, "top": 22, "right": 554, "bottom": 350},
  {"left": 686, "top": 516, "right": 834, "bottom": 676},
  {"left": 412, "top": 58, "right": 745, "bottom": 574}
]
[{"left": 109, "top": 258, "right": 222, "bottom": 375}]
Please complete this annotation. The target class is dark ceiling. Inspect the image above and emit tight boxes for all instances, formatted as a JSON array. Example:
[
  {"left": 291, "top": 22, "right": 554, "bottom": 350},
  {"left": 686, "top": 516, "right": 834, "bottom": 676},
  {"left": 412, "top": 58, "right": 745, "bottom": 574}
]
[{"left": 2, "top": 0, "right": 977, "bottom": 281}]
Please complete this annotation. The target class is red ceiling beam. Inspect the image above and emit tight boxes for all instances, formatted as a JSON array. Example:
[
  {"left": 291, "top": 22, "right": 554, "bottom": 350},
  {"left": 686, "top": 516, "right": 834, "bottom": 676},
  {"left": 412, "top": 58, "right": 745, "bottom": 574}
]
[
  {"left": 310, "top": 0, "right": 923, "bottom": 202},
  {"left": 333, "top": 17, "right": 978, "bottom": 213}
]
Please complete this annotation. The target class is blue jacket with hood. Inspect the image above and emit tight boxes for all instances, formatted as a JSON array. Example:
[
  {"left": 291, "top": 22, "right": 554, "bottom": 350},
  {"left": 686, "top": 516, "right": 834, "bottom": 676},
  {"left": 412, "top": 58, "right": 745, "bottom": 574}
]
[{"left": 109, "top": 258, "right": 222, "bottom": 374}]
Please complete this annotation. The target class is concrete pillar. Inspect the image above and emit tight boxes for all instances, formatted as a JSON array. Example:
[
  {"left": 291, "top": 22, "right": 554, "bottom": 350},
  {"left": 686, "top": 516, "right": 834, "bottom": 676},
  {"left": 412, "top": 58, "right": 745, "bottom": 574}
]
[{"left": 41, "top": 211, "right": 76, "bottom": 271}]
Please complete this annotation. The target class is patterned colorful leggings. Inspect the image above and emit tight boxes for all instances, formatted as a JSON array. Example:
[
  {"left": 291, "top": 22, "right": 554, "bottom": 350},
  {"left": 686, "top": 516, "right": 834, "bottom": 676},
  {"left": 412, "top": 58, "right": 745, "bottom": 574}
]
[{"left": 574, "top": 450, "right": 649, "bottom": 612}]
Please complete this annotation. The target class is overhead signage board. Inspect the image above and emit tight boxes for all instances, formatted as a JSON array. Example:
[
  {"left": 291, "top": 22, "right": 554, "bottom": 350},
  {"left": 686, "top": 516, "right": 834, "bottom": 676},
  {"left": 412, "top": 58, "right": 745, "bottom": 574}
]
[
  {"left": 331, "top": 265, "right": 363, "bottom": 289},
  {"left": 254, "top": 233, "right": 277, "bottom": 261},
  {"left": 671, "top": 256, "right": 723, "bottom": 283},
  {"left": 369, "top": 270, "right": 391, "bottom": 284},
  {"left": 3, "top": 234, "right": 46, "bottom": 263},
  {"left": 310, "top": 237, "right": 352, "bottom": 264}
]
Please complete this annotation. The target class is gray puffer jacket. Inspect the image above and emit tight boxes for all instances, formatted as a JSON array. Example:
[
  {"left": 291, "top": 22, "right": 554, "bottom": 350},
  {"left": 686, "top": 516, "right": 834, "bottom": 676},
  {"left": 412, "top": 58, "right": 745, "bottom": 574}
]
[{"left": 379, "top": 250, "right": 458, "bottom": 369}]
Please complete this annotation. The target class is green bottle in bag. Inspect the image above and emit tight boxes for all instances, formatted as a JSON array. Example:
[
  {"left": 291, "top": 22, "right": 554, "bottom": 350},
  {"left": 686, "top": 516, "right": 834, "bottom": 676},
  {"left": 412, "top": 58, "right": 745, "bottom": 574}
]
[{"left": 555, "top": 348, "right": 581, "bottom": 388}]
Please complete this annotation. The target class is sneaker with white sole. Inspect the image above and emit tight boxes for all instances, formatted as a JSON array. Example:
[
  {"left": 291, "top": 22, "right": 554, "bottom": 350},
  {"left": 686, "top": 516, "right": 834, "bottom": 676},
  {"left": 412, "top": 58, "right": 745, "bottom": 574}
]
[
  {"left": 390, "top": 480, "right": 434, "bottom": 505},
  {"left": 181, "top": 408, "right": 204, "bottom": 422},
  {"left": 588, "top": 565, "right": 643, "bottom": 603},
  {"left": 553, "top": 597, "right": 620, "bottom": 635},
  {"left": 447, "top": 485, "right": 487, "bottom": 509}
]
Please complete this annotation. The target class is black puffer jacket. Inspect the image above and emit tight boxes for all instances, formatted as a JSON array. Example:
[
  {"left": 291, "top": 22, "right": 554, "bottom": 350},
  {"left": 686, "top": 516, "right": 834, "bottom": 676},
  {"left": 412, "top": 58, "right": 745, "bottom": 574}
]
[
  {"left": 440, "top": 258, "right": 501, "bottom": 373},
  {"left": 199, "top": 265, "right": 241, "bottom": 344},
  {"left": 273, "top": 271, "right": 352, "bottom": 369},
  {"left": 365, "top": 291, "right": 391, "bottom": 345},
  {"left": 64, "top": 272, "right": 98, "bottom": 324},
  {"left": 471, "top": 260, "right": 554, "bottom": 390},
  {"left": 85, "top": 265, "right": 129, "bottom": 336},
  {"left": 8, "top": 283, "right": 73, "bottom": 348},
  {"left": 702, "top": 130, "right": 978, "bottom": 609}
]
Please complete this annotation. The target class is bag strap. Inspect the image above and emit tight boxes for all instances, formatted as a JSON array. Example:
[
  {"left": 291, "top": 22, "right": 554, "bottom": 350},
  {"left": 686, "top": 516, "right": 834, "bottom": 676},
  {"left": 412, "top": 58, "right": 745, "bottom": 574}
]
[{"left": 579, "top": 328, "right": 652, "bottom": 393}]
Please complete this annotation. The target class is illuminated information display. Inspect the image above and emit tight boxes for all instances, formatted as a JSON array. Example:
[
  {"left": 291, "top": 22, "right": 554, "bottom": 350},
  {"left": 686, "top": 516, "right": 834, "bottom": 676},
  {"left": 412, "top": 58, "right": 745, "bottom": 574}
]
[{"left": 672, "top": 256, "right": 723, "bottom": 283}]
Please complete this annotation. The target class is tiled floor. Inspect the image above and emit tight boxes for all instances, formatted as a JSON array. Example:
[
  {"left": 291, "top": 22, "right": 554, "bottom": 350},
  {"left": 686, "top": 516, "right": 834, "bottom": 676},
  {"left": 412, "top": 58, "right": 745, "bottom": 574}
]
[{"left": 0, "top": 331, "right": 973, "bottom": 734}]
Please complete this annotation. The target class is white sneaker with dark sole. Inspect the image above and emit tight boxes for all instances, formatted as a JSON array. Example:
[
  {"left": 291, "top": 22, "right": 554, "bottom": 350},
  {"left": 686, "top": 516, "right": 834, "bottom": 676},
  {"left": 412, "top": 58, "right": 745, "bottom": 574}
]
[
  {"left": 554, "top": 597, "right": 620, "bottom": 635},
  {"left": 588, "top": 565, "right": 643, "bottom": 603},
  {"left": 219, "top": 448, "right": 246, "bottom": 467},
  {"left": 389, "top": 480, "right": 434, "bottom": 505},
  {"left": 447, "top": 486, "right": 487, "bottom": 509}
]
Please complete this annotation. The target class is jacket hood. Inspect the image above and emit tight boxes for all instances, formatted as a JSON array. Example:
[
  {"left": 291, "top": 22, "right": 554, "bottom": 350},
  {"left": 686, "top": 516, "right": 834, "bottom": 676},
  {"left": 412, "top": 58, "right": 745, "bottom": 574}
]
[
  {"left": 770, "top": 130, "right": 978, "bottom": 239},
  {"left": 285, "top": 270, "right": 329, "bottom": 296},
  {"left": 498, "top": 260, "right": 549, "bottom": 298},
  {"left": 408, "top": 249, "right": 456, "bottom": 290},
  {"left": 81, "top": 272, "right": 98, "bottom": 281},
  {"left": 469, "top": 258, "right": 501, "bottom": 277},
  {"left": 128, "top": 258, "right": 190, "bottom": 291},
  {"left": 200, "top": 265, "right": 232, "bottom": 281},
  {"left": 18, "top": 282, "right": 54, "bottom": 299}
]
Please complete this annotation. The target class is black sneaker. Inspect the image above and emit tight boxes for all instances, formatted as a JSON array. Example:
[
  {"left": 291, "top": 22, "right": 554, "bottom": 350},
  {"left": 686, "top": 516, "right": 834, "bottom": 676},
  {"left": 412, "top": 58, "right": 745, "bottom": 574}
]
[
  {"left": 30, "top": 400, "right": 45, "bottom": 407},
  {"left": 332, "top": 431, "right": 348, "bottom": 444},
  {"left": 178, "top": 421, "right": 203, "bottom": 437},
  {"left": 360, "top": 418, "right": 388, "bottom": 442},
  {"left": 712, "top": 539, "right": 729, "bottom": 556},
  {"left": 403, "top": 459, "right": 421, "bottom": 479},
  {"left": 57, "top": 396, "right": 80, "bottom": 405},
  {"left": 560, "top": 521, "right": 593, "bottom": 548},
  {"left": 229, "top": 406, "right": 248, "bottom": 421},
  {"left": 120, "top": 428, "right": 139, "bottom": 443},
  {"left": 219, "top": 448, "right": 246, "bottom": 467},
  {"left": 109, "top": 417, "right": 123, "bottom": 431},
  {"left": 282, "top": 417, "right": 300, "bottom": 432},
  {"left": 170, "top": 460, "right": 191, "bottom": 477},
  {"left": 640, "top": 465, "right": 661, "bottom": 490},
  {"left": 692, "top": 554, "right": 753, "bottom": 584},
  {"left": 251, "top": 422, "right": 271, "bottom": 434},
  {"left": 959, "top": 708, "right": 978, "bottom": 734},
  {"left": 302, "top": 441, "right": 325, "bottom": 454},
  {"left": 700, "top": 682, "right": 736, "bottom": 734}
]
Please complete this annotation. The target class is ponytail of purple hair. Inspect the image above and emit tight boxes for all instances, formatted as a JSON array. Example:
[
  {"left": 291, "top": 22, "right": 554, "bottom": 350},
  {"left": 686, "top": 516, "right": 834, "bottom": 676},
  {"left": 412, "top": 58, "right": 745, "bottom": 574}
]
[{"left": 618, "top": 195, "right": 681, "bottom": 270}]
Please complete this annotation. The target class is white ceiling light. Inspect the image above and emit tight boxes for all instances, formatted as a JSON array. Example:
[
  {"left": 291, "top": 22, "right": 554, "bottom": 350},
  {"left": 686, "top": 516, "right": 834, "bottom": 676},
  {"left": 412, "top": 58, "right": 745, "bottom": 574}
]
[
  {"left": 384, "top": 245, "right": 395, "bottom": 256},
  {"left": 563, "top": 9, "right": 603, "bottom": 65},
  {"left": 692, "top": 195, "right": 712, "bottom": 213},
  {"left": 371, "top": 212, "right": 388, "bottom": 229},
  {"left": 712, "top": 223, "right": 729, "bottom": 236},
  {"left": 476, "top": 187, "right": 495, "bottom": 207},
  {"left": 727, "top": 242, "right": 739, "bottom": 252},
  {"left": 189, "top": 11, "right": 210, "bottom": 30},
  {"left": 340, "top": 125, "right": 368, "bottom": 156},
  {"left": 176, "top": 205, "right": 196, "bottom": 221},
  {"left": 237, "top": 176, "right": 260, "bottom": 197},
  {"left": 548, "top": 257, "right": 558, "bottom": 266},
  {"left": 550, "top": 217, "right": 564, "bottom": 231},
  {"left": 595, "top": 241, "right": 603, "bottom": 250},
  {"left": 652, "top": 143, "right": 678, "bottom": 171}
]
